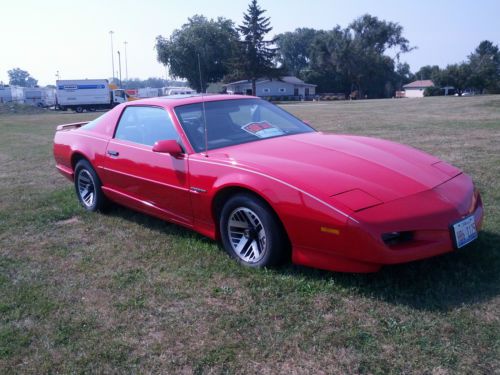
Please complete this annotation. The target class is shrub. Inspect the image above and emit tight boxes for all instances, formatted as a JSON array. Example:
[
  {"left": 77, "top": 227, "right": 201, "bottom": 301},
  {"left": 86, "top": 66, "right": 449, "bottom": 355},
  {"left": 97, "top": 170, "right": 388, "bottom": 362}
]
[{"left": 424, "top": 86, "right": 443, "bottom": 97}]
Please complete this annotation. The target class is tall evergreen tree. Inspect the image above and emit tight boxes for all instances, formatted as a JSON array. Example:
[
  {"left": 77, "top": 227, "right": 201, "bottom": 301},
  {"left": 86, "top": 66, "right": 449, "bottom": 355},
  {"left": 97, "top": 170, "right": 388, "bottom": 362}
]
[{"left": 236, "top": 0, "right": 277, "bottom": 95}]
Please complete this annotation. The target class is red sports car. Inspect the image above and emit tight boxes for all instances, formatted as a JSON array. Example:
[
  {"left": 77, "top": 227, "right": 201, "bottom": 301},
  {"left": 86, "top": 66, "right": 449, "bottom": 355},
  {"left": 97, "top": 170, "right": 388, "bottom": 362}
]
[{"left": 53, "top": 95, "right": 483, "bottom": 273}]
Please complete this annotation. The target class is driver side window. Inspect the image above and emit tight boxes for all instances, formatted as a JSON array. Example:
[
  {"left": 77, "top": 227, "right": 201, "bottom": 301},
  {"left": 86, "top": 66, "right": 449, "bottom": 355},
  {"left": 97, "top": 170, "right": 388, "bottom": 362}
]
[{"left": 115, "top": 106, "right": 179, "bottom": 146}]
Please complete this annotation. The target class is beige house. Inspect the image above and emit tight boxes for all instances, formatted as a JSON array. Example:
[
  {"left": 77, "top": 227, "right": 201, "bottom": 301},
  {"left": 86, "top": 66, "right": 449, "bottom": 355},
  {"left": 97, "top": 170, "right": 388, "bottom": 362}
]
[{"left": 403, "top": 80, "right": 434, "bottom": 98}]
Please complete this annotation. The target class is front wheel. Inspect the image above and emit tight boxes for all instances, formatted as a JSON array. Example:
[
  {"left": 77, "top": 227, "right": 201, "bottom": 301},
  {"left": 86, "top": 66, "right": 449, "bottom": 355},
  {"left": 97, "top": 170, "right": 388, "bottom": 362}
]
[
  {"left": 219, "top": 193, "right": 287, "bottom": 268},
  {"left": 74, "top": 160, "right": 107, "bottom": 211}
]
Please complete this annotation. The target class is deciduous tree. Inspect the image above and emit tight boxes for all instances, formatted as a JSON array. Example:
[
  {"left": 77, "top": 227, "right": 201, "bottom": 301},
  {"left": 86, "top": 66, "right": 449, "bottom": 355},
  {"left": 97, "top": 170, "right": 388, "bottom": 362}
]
[
  {"left": 275, "top": 28, "right": 322, "bottom": 77},
  {"left": 7, "top": 68, "right": 38, "bottom": 87},
  {"left": 156, "top": 15, "right": 239, "bottom": 92},
  {"left": 468, "top": 40, "right": 500, "bottom": 93}
]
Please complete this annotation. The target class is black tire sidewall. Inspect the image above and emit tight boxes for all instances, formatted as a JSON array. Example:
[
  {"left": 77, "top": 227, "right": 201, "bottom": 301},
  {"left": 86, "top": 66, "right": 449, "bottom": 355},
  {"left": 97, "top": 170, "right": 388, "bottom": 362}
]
[
  {"left": 74, "top": 160, "right": 106, "bottom": 212},
  {"left": 220, "top": 193, "right": 285, "bottom": 268}
]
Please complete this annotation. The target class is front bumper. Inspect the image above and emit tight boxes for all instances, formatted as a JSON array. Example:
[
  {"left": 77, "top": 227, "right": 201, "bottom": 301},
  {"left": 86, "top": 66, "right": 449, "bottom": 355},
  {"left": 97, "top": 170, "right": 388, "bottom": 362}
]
[{"left": 292, "top": 173, "right": 484, "bottom": 273}]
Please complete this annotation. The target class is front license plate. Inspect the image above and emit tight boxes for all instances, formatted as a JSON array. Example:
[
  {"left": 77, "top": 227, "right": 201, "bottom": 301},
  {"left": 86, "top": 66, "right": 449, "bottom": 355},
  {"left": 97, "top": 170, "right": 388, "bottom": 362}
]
[{"left": 451, "top": 215, "right": 478, "bottom": 249}]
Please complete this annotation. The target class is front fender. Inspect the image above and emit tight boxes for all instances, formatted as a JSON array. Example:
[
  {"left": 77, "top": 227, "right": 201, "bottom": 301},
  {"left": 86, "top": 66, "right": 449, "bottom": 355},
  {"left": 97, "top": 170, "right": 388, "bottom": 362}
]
[{"left": 188, "top": 157, "right": 350, "bottom": 250}]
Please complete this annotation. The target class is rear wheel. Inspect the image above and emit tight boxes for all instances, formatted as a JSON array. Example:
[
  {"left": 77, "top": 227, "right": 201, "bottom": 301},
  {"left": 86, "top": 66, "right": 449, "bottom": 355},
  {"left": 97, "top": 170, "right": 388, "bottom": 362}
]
[
  {"left": 75, "top": 106, "right": 84, "bottom": 113},
  {"left": 220, "top": 193, "right": 287, "bottom": 268},
  {"left": 74, "top": 160, "right": 107, "bottom": 211}
]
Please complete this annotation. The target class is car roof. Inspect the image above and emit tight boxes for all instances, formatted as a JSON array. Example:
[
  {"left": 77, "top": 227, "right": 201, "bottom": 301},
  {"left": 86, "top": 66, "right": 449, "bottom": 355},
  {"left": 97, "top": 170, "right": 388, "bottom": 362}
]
[{"left": 127, "top": 94, "right": 257, "bottom": 109}]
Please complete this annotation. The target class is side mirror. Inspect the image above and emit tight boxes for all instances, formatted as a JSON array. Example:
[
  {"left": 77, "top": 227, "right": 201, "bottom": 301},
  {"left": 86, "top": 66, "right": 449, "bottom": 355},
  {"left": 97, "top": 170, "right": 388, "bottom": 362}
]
[{"left": 152, "top": 140, "right": 183, "bottom": 156}]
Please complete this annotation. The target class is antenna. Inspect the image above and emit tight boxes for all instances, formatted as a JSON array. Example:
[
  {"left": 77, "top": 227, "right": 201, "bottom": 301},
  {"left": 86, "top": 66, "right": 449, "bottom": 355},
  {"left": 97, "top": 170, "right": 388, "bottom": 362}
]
[{"left": 198, "top": 54, "right": 209, "bottom": 157}]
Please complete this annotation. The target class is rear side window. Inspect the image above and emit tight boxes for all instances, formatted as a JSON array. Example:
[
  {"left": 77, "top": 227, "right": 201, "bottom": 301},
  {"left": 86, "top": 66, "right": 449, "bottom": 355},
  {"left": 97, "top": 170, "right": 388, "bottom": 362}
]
[{"left": 114, "top": 106, "right": 178, "bottom": 146}]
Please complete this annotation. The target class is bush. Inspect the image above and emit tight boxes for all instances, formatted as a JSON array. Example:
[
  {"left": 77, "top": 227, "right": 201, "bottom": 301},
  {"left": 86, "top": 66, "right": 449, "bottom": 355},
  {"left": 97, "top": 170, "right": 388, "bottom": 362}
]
[{"left": 424, "top": 86, "right": 443, "bottom": 97}]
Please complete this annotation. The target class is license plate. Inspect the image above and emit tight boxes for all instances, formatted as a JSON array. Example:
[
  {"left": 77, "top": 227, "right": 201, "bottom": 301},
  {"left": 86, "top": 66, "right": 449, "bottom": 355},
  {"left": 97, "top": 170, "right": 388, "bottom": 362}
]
[{"left": 451, "top": 215, "right": 478, "bottom": 249}]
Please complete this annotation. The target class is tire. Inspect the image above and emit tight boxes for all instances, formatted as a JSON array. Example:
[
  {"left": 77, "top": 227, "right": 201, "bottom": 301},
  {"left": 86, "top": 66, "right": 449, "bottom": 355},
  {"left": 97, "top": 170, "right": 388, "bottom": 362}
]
[
  {"left": 219, "top": 193, "right": 287, "bottom": 268},
  {"left": 88, "top": 107, "right": 96, "bottom": 112},
  {"left": 75, "top": 106, "right": 84, "bottom": 113},
  {"left": 74, "top": 159, "right": 107, "bottom": 212}
]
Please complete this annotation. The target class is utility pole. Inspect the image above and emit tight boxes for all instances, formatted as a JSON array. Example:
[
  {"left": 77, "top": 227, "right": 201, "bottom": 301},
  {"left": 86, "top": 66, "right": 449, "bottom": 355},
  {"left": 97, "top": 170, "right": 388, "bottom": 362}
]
[
  {"left": 109, "top": 31, "right": 115, "bottom": 82},
  {"left": 117, "top": 51, "right": 122, "bottom": 89},
  {"left": 124, "top": 41, "right": 129, "bottom": 83}
]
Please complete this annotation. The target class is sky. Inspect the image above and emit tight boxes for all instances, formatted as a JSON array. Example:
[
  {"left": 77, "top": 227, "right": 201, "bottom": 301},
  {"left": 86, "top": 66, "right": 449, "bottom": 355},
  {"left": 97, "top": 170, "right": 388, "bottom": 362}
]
[{"left": 1, "top": 0, "right": 499, "bottom": 86}]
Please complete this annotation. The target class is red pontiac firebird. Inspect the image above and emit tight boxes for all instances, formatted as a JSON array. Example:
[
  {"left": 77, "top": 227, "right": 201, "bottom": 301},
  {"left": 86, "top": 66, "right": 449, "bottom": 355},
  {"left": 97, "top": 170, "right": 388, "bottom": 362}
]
[{"left": 53, "top": 95, "right": 484, "bottom": 273}]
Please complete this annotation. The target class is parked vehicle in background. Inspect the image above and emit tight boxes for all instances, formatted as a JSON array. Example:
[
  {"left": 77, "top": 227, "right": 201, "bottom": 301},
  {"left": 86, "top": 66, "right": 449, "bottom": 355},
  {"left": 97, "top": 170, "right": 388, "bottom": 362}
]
[
  {"left": 56, "top": 79, "right": 127, "bottom": 112},
  {"left": 0, "top": 84, "right": 24, "bottom": 103},
  {"left": 162, "top": 87, "right": 196, "bottom": 96},
  {"left": 23, "top": 87, "right": 56, "bottom": 107},
  {"left": 137, "top": 87, "right": 161, "bottom": 98}
]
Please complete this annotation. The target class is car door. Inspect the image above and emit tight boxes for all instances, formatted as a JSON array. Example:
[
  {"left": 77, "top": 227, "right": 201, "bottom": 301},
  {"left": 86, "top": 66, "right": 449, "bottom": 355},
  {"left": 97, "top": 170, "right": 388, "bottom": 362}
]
[{"left": 102, "top": 105, "right": 192, "bottom": 226}]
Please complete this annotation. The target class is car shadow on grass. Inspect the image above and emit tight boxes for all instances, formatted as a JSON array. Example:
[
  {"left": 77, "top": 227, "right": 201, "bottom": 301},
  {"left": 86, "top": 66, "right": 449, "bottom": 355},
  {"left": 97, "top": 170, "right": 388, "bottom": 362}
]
[
  {"left": 284, "top": 230, "right": 500, "bottom": 312},
  {"left": 103, "top": 204, "right": 499, "bottom": 312}
]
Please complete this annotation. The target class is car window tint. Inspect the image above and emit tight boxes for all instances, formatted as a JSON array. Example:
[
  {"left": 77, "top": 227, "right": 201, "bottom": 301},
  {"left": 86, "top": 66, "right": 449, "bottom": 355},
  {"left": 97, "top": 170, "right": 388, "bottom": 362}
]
[{"left": 114, "top": 106, "right": 178, "bottom": 146}]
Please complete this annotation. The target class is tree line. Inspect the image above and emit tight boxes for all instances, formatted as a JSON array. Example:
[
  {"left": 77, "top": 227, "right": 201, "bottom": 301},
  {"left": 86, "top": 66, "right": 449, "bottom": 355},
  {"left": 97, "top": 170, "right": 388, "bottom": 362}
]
[
  {"left": 156, "top": 0, "right": 500, "bottom": 98},
  {"left": 414, "top": 41, "right": 500, "bottom": 96}
]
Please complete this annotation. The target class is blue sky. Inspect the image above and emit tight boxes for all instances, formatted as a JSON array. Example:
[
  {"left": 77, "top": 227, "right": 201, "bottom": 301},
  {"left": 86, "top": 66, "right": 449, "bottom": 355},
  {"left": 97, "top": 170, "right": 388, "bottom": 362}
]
[{"left": 1, "top": 0, "right": 499, "bottom": 85}]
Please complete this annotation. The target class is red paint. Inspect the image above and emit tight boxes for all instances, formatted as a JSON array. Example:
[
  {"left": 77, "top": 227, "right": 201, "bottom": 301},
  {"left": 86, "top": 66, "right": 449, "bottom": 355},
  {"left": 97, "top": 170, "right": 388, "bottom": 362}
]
[{"left": 53, "top": 95, "right": 484, "bottom": 272}]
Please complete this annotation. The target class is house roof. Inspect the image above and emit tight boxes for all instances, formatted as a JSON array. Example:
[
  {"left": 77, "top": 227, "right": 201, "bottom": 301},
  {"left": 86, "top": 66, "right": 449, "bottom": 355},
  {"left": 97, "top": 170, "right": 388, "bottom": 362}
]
[
  {"left": 226, "top": 76, "right": 316, "bottom": 87},
  {"left": 403, "top": 80, "right": 434, "bottom": 89}
]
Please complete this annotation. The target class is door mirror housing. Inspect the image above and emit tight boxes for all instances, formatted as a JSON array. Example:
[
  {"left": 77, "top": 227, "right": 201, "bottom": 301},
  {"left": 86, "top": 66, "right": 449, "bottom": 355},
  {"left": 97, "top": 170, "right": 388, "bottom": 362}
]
[{"left": 152, "top": 140, "right": 183, "bottom": 156}]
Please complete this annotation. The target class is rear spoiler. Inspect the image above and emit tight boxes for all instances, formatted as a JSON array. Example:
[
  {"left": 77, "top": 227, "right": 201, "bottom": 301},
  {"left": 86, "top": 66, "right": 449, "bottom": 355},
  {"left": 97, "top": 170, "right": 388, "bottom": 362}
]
[{"left": 56, "top": 121, "right": 89, "bottom": 131}]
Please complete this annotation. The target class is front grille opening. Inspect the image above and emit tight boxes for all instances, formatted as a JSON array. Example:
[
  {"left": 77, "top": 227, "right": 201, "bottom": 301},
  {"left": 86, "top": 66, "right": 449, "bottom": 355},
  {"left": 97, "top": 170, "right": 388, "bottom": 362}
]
[{"left": 382, "top": 231, "right": 414, "bottom": 246}]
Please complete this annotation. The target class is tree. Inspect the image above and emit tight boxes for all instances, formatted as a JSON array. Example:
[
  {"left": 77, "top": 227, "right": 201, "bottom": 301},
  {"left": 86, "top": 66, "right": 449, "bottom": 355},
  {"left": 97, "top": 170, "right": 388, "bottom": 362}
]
[
  {"left": 275, "top": 28, "right": 321, "bottom": 77},
  {"left": 434, "top": 63, "right": 472, "bottom": 95},
  {"left": 7, "top": 68, "right": 38, "bottom": 87},
  {"left": 156, "top": 15, "right": 239, "bottom": 92},
  {"left": 468, "top": 40, "right": 500, "bottom": 93},
  {"left": 235, "top": 0, "right": 278, "bottom": 95},
  {"left": 395, "top": 62, "right": 415, "bottom": 89},
  {"left": 307, "top": 15, "right": 414, "bottom": 97},
  {"left": 348, "top": 14, "right": 414, "bottom": 58},
  {"left": 414, "top": 65, "right": 441, "bottom": 81}
]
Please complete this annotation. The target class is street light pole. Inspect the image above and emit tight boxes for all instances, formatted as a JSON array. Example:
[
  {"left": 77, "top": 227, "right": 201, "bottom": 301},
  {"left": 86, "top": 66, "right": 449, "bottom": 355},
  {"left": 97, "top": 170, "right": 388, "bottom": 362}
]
[
  {"left": 117, "top": 51, "right": 122, "bottom": 89},
  {"left": 109, "top": 31, "right": 115, "bottom": 82},
  {"left": 124, "top": 41, "right": 129, "bottom": 83}
]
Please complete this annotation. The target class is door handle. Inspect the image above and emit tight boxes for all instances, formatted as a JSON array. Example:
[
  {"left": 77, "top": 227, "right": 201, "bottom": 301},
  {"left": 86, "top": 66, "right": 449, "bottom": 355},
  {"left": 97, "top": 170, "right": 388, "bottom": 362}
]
[{"left": 107, "top": 150, "right": 119, "bottom": 157}]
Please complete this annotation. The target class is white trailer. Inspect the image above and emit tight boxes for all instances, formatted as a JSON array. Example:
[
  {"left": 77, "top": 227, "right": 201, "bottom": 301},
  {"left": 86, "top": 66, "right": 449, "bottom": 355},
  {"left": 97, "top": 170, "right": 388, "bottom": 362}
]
[
  {"left": 162, "top": 86, "right": 196, "bottom": 96},
  {"left": 137, "top": 87, "right": 161, "bottom": 98},
  {"left": 56, "top": 79, "right": 127, "bottom": 112},
  {"left": 0, "top": 85, "right": 24, "bottom": 103},
  {"left": 23, "top": 87, "right": 56, "bottom": 107}
]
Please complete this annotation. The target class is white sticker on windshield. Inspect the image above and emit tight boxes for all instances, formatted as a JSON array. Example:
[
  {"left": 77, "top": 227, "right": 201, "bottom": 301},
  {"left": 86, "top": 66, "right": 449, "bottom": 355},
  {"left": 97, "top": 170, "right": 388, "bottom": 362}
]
[{"left": 241, "top": 121, "right": 285, "bottom": 138}]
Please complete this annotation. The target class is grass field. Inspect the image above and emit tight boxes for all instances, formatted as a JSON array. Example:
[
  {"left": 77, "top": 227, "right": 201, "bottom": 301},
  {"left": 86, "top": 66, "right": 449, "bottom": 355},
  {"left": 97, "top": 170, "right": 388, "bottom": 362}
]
[{"left": 0, "top": 96, "right": 499, "bottom": 374}]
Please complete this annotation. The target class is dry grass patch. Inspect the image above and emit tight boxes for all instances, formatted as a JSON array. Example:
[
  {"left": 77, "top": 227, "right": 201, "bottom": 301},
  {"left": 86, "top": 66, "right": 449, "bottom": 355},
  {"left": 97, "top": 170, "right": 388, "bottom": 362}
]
[{"left": 0, "top": 97, "right": 499, "bottom": 374}]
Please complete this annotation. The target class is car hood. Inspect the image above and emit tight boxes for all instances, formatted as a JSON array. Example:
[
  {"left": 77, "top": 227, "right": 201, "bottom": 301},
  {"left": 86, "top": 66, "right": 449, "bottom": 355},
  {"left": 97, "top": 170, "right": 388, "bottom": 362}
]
[{"left": 209, "top": 132, "right": 461, "bottom": 210}]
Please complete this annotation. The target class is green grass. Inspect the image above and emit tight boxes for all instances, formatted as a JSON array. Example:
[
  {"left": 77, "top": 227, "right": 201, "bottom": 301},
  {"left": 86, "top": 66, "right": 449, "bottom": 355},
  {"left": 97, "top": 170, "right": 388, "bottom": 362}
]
[{"left": 0, "top": 97, "right": 499, "bottom": 374}]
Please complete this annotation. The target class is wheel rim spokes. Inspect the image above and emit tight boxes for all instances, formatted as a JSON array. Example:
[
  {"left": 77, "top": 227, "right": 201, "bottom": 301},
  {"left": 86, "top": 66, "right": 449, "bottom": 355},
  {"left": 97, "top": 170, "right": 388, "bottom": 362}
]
[
  {"left": 227, "top": 207, "right": 266, "bottom": 263},
  {"left": 78, "top": 170, "right": 95, "bottom": 207}
]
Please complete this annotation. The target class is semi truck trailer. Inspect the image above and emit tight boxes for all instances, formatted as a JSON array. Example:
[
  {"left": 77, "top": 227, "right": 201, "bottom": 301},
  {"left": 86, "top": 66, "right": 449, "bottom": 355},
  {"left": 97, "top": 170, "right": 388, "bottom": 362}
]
[
  {"left": 24, "top": 87, "right": 56, "bottom": 107},
  {"left": 56, "top": 79, "right": 127, "bottom": 112}
]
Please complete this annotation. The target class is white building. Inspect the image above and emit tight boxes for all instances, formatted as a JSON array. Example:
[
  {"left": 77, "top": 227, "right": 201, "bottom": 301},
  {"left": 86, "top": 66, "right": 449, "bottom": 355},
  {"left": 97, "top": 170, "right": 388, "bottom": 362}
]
[
  {"left": 403, "top": 80, "right": 434, "bottom": 98},
  {"left": 226, "top": 76, "right": 316, "bottom": 99}
]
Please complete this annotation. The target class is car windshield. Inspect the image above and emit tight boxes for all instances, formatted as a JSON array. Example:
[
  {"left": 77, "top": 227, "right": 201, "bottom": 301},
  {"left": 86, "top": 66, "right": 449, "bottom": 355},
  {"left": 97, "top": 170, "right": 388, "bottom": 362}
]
[{"left": 174, "top": 98, "right": 315, "bottom": 152}]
